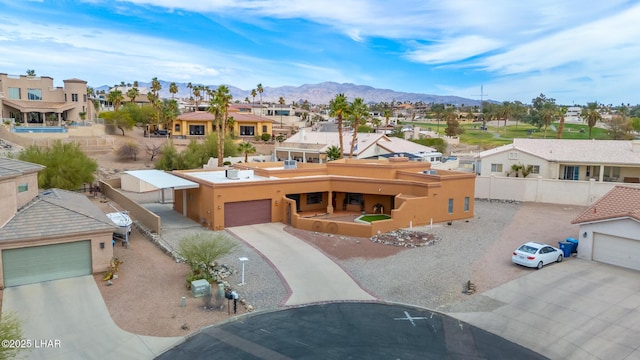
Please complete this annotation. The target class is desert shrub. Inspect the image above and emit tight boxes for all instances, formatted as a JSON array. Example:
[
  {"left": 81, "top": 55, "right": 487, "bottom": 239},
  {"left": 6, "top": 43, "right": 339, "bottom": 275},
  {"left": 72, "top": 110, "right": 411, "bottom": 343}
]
[
  {"left": 116, "top": 141, "right": 139, "bottom": 161},
  {"left": 261, "top": 133, "right": 271, "bottom": 141}
]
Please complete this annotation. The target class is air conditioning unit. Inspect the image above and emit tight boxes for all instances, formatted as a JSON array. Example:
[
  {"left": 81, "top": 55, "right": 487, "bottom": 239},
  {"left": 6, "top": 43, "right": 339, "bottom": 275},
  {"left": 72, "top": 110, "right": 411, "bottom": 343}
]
[
  {"left": 225, "top": 169, "right": 240, "bottom": 179},
  {"left": 423, "top": 170, "right": 437, "bottom": 175},
  {"left": 284, "top": 160, "right": 297, "bottom": 169}
]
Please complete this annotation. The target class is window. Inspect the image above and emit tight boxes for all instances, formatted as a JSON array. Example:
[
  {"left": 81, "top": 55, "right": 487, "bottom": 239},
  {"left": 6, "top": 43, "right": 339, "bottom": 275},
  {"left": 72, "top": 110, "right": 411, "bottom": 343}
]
[
  {"left": 27, "top": 88, "right": 42, "bottom": 100},
  {"left": 508, "top": 152, "right": 518, "bottom": 160},
  {"left": 563, "top": 166, "right": 579, "bottom": 180},
  {"left": 531, "top": 165, "right": 540, "bottom": 174},
  {"left": 491, "top": 163, "right": 503, "bottom": 172},
  {"left": 240, "top": 126, "right": 255, "bottom": 136},
  {"left": 189, "top": 125, "right": 204, "bottom": 135},
  {"left": 344, "top": 193, "right": 363, "bottom": 205},
  {"left": 306, "top": 192, "right": 323, "bottom": 204},
  {"left": 18, "top": 183, "right": 28, "bottom": 193},
  {"left": 71, "top": 93, "right": 78, "bottom": 102},
  {"left": 464, "top": 197, "right": 470, "bottom": 212},
  {"left": 175, "top": 124, "right": 180, "bottom": 132},
  {"left": 83, "top": 94, "right": 87, "bottom": 102},
  {"left": 262, "top": 125, "right": 267, "bottom": 133},
  {"left": 8, "top": 87, "right": 20, "bottom": 99},
  {"left": 448, "top": 198, "right": 454, "bottom": 214}
]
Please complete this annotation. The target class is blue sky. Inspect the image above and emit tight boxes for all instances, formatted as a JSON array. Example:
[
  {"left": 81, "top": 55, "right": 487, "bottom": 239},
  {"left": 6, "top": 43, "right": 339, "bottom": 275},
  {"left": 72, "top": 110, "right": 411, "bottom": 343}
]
[{"left": 1, "top": 0, "right": 639, "bottom": 105}]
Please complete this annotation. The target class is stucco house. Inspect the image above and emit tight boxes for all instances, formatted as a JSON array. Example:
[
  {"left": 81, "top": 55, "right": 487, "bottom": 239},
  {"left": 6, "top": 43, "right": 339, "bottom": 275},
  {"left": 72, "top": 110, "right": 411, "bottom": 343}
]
[
  {"left": 173, "top": 108, "right": 273, "bottom": 138},
  {"left": 171, "top": 157, "right": 476, "bottom": 237},
  {"left": 0, "top": 158, "right": 116, "bottom": 288},
  {"left": 476, "top": 139, "right": 640, "bottom": 183},
  {"left": 0, "top": 73, "right": 90, "bottom": 125},
  {"left": 571, "top": 185, "right": 640, "bottom": 271},
  {"left": 276, "top": 130, "right": 438, "bottom": 163}
]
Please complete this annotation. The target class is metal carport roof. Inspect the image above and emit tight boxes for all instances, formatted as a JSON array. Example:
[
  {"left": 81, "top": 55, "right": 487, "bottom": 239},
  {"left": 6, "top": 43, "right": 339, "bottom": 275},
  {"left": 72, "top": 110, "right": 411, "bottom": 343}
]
[{"left": 123, "top": 170, "right": 199, "bottom": 190}]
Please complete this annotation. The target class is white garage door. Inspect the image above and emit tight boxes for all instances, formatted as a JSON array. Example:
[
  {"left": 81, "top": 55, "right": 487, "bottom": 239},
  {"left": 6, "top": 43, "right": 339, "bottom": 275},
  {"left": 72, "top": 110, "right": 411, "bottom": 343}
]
[
  {"left": 593, "top": 233, "right": 640, "bottom": 271},
  {"left": 2, "top": 241, "right": 92, "bottom": 287}
]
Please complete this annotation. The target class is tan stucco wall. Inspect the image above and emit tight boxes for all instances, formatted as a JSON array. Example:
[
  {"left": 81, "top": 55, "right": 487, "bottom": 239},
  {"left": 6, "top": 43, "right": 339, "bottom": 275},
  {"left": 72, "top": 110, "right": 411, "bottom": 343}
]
[
  {"left": 0, "top": 172, "right": 40, "bottom": 227},
  {"left": 0, "top": 231, "right": 113, "bottom": 289},
  {"left": 174, "top": 159, "right": 476, "bottom": 235}
]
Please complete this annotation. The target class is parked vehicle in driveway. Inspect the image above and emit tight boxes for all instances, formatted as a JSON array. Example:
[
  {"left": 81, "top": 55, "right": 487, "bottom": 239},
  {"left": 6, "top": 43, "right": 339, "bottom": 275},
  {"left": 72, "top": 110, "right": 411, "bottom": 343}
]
[{"left": 512, "top": 242, "right": 563, "bottom": 269}]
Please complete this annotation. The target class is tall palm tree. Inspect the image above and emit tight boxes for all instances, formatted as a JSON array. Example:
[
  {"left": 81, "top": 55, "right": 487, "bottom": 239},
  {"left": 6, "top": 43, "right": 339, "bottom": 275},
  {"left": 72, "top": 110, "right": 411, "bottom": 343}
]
[
  {"left": 382, "top": 108, "right": 392, "bottom": 128},
  {"left": 211, "top": 85, "right": 232, "bottom": 166},
  {"left": 187, "top": 82, "right": 193, "bottom": 103},
  {"left": 237, "top": 141, "right": 256, "bottom": 163},
  {"left": 348, "top": 97, "right": 367, "bottom": 158},
  {"left": 193, "top": 87, "right": 202, "bottom": 109},
  {"left": 582, "top": 102, "right": 602, "bottom": 139},
  {"left": 540, "top": 102, "right": 557, "bottom": 139},
  {"left": 371, "top": 118, "right": 382, "bottom": 133},
  {"left": 557, "top": 106, "right": 567, "bottom": 139},
  {"left": 169, "top": 82, "right": 178, "bottom": 99},
  {"left": 431, "top": 103, "right": 445, "bottom": 132},
  {"left": 256, "top": 83, "right": 264, "bottom": 104},
  {"left": 329, "top": 93, "right": 349, "bottom": 159},
  {"left": 278, "top": 96, "right": 285, "bottom": 128},
  {"left": 251, "top": 89, "right": 257, "bottom": 104}
]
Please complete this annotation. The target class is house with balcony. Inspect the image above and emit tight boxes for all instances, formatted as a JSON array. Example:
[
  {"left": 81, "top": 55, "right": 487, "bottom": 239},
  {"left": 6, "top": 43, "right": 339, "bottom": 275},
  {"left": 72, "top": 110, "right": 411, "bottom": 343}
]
[
  {"left": 476, "top": 138, "right": 640, "bottom": 183},
  {"left": 0, "top": 73, "right": 90, "bottom": 126}
]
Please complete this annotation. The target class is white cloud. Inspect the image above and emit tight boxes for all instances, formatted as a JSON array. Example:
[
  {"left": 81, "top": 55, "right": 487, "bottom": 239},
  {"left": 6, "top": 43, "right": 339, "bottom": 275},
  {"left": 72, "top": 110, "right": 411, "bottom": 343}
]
[{"left": 405, "top": 36, "right": 502, "bottom": 64}]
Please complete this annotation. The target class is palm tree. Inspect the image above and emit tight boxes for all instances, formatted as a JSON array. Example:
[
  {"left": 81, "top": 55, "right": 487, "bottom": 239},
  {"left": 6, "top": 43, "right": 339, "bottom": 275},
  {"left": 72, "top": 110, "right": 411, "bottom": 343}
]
[
  {"left": 348, "top": 97, "right": 367, "bottom": 158},
  {"left": 251, "top": 89, "right": 257, "bottom": 104},
  {"left": 383, "top": 108, "right": 392, "bottom": 128},
  {"left": 169, "top": 82, "right": 178, "bottom": 99},
  {"left": 278, "top": 96, "right": 285, "bottom": 128},
  {"left": 211, "top": 85, "right": 232, "bottom": 167},
  {"left": 326, "top": 145, "right": 341, "bottom": 161},
  {"left": 582, "top": 102, "right": 602, "bottom": 139},
  {"left": 540, "top": 102, "right": 557, "bottom": 138},
  {"left": 193, "top": 87, "right": 201, "bottom": 109},
  {"left": 187, "top": 82, "right": 193, "bottom": 103},
  {"left": 431, "top": 103, "right": 445, "bottom": 132},
  {"left": 329, "top": 93, "right": 349, "bottom": 159},
  {"left": 237, "top": 141, "right": 256, "bottom": 162},
  {"left": 256, "top": 83, "right": 264, "bottom": 104},
  {"left": 557, "top": 106, "right": 567, "bottom": 139},
  {"left": 127, "top": 87, "right": 139, "bottom": 105},
  {"left": 107, "top": 90, "right": 124, "bottom": 111},
  {"left": 371, "top": 118, "right": 382, "bottom": 133},
  {"left": 501, "top": 101, "right": 513, "bottom": 134}
]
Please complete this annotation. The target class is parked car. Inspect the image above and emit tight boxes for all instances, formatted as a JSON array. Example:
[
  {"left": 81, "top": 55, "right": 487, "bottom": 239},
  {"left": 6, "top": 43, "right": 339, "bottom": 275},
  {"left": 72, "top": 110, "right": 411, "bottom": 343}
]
[
  {"left": 512, "top": 242, "right": 563, "bottom": 269},
  {"left": 154, "top": 129, "right": 170, "bottom": 136}
]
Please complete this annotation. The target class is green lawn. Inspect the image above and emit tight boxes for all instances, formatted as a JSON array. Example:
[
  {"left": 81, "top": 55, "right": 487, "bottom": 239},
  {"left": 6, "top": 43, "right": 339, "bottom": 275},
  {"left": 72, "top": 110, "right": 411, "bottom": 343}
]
[
  {"left": 358, "top": 214, "right": 392, "bottom": 222},
  {"left": 399, "top": 120, "right": 611, "bottom": 149}
]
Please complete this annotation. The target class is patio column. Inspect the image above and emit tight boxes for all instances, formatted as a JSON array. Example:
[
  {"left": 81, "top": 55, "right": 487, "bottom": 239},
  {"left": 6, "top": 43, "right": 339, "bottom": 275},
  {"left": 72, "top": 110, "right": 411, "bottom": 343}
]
[
  {"left": 57, "top": 112, "right": 61, "bottom": 126},
  {"left": 22, "top": 112, "right": 27, "bottom": 126},
  {"left": 327, "top": 191, "right": 334, "bottom": 214},
  {"left": 599, "top": 165, "right": 604, "bottom": 182}
]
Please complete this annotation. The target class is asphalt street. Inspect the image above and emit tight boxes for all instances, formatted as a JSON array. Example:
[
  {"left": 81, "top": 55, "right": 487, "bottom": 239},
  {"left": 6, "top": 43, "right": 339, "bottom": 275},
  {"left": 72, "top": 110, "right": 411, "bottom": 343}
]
[{"left": 157, "top": 302, "right": 546, "bottom": 360}]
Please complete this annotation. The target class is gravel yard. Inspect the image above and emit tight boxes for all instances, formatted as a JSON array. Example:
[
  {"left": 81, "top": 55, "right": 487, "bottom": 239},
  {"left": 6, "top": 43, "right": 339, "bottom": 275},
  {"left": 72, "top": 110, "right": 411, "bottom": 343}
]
[{"left": 96, "top": 199, "right": 585, "bottom": 337}]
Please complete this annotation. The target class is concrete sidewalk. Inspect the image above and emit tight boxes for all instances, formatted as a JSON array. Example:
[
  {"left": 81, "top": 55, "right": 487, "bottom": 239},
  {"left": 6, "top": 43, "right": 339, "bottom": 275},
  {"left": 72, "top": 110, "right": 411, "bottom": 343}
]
[
  {"left": 448, "top": 259, "right": 640, "bottom": 360},
  {"left": 2, "top": 276, "right": 183, "bottom": 360},
  {"left": 228, "top": 223, "right": 375, "bottom": 306}
]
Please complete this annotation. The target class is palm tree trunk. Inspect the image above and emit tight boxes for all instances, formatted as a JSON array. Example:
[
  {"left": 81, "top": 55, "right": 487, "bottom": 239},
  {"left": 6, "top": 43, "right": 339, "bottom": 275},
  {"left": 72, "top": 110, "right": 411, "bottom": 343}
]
[
  {"left": 349, "top": 124, "right": 358, "bottom": 159},
  {"left": 337, "top": 116, "right": 344, "bottom": 159},
  {"left": 557, "top": 116, "right": 565, "bottom": 139}
]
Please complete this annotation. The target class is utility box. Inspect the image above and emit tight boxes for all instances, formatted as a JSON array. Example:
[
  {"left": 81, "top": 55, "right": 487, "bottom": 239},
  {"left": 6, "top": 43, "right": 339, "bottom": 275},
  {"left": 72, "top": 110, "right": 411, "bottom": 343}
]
[{"left": 191, "top": 279, "right": 211, "bottom": 298}]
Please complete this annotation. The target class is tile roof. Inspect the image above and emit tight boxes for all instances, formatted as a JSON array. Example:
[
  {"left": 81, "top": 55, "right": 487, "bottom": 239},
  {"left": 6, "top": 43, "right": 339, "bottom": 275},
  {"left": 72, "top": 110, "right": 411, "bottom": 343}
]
[
  {"left": 572, "top": 185, "right": 640, "bottom": 224},
  {"left": 0, "top": 157, "right": 45, "bottom": 178},
  {"left": 478, "top": 139, "right": 640, "bottom": 165},
  {"left": 176, "top": 111, "right": 272, "bottom": 123},
  {"left": 1, "top": 99, "right": 77, "bottom": 112},
  {"left": 0, "top": 189, "right": 117, "bottom": 242},
  {"left": 177, "top": 111, "right": 214, "bottom": 121}
]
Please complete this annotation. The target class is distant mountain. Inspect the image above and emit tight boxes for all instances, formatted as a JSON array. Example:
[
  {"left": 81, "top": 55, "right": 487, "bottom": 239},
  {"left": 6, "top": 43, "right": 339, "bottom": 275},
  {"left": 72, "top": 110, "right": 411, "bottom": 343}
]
[{"left": 94, "top": 81, "right": 488, "bottom": 106}]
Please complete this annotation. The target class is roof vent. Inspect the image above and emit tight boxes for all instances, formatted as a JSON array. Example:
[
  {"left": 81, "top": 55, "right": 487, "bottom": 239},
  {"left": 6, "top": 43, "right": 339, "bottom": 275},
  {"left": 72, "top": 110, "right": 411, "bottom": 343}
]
[{"left": 284, "top": 160, "right": 297, "bottom": 169}]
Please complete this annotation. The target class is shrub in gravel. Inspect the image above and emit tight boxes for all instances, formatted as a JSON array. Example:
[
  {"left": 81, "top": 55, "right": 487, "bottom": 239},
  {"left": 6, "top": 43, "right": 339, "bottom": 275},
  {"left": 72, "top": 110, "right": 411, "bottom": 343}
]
[{"left": 179, "top": 232, "right": 238, "bottom": 285}]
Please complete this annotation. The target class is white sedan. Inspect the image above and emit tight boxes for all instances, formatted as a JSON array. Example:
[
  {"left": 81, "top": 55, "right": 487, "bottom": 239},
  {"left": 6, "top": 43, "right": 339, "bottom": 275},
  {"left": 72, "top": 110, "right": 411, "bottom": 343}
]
[{"left": 512, "top": 242, "right": 563, "bottom": 269}]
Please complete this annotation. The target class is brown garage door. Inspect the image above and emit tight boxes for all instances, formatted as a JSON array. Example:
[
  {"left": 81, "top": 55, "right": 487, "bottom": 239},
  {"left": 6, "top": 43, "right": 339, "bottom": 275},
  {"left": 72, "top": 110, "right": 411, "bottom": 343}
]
[{"left": 224, "top": 200, "right": 272, "bottom": 227}]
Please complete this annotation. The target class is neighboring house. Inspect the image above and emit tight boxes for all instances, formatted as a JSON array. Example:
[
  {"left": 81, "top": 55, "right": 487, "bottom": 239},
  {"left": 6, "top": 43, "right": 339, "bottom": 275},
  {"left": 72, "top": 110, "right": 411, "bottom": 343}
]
[
  {"left": 97, "top": 86, "right": 151, "bottom": 111},
  {"left": 571, "top": 185, "right": 640, "bottom": 271},
  {"left": 476, "top": 139, "right": 640, "bottom": 183},
  {"left": 276, "top": 130, "right": 436, "bottom": 163},
  {"left": 172, "top": 157, "right": 476, "bottom": 237},
  {"left": 0, "top": 73, "right": 90, "bottom": 125},
  {"left": 172, "top": 109, "right": 273, "bottom": 138},
  {"left": 0, "top": 158, "right": 116, "bottom": 288}
]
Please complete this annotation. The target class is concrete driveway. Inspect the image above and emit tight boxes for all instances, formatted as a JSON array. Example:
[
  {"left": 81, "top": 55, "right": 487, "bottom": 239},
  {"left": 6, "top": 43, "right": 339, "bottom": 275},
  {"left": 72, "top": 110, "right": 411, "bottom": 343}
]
[
  {"left": 2, "top": 276, "right": 182, "bottom": 360},
  {"left": 448, "top": 259, "right": 640, "bottom": 360},
  {"left": 228, "top": 223, "right": 375, "bottom": 305}
]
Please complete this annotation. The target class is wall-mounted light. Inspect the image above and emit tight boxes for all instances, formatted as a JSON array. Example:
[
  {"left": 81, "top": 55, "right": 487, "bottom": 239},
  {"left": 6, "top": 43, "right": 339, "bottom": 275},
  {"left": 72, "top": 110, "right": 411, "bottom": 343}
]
[
  {"left": 583, "top": 231, "right": 588, "bottom": 238},
  {"left": 100, "top": 242, "right": 105, "bottom": 249},
  {"left": 217, "top": 205, "right": 222, "bottom": 209}
]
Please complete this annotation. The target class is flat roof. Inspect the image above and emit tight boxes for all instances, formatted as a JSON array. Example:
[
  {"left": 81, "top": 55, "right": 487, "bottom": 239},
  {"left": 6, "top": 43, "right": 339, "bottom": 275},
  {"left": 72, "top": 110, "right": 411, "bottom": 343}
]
[
  {"left": 187, "top": 170, "right": 272, "bottom": 183},
  {"left": 124, "top": 170, "right": 199, "bottom": 190}
]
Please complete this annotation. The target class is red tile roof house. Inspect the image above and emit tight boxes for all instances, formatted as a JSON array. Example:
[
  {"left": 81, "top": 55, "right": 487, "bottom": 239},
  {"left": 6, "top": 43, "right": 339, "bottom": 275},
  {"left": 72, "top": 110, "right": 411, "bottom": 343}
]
[{"left": 571, "top": 185, "right": 640, "bottom": 271}]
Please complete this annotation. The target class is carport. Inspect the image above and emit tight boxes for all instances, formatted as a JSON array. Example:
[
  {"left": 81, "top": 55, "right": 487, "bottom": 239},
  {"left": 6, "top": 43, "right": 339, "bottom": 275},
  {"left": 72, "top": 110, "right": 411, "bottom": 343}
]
[{"left": 121, "top": 170, "right": 199, "bottom": 215}]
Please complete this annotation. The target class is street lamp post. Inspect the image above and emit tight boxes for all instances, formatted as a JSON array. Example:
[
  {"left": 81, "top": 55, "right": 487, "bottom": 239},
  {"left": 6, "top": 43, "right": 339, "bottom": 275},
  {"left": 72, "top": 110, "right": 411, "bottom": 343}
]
[{"left": 239, "top": 257, "right": 248, "bottom": 285}]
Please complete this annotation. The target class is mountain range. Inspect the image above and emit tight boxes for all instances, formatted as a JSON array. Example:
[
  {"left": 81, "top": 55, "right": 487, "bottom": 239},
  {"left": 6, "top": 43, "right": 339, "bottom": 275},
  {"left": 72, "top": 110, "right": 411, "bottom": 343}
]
[{"left": 95, "top": 81, "right": 488, "bottom": 106}]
